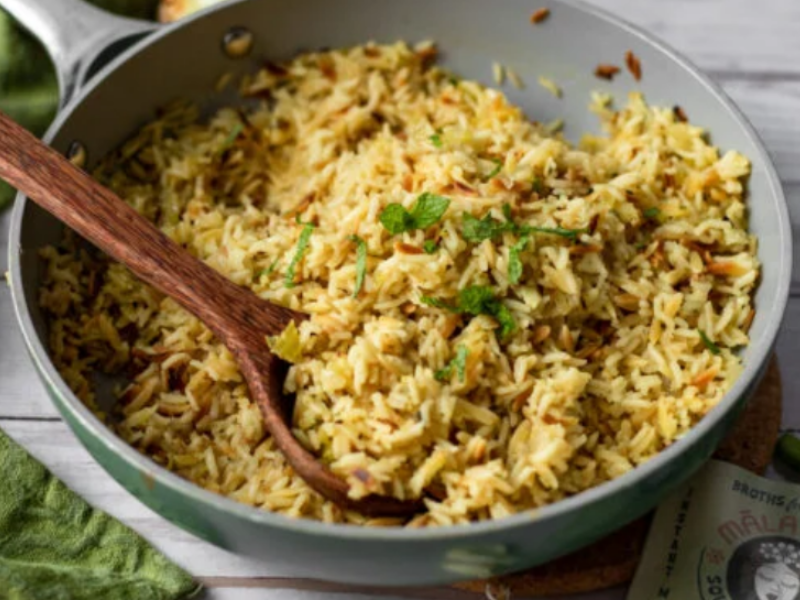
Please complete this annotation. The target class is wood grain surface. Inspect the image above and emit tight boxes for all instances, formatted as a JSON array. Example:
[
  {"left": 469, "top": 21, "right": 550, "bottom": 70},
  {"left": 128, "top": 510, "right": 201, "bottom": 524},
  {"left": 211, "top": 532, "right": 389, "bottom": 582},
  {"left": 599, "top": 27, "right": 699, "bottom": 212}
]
[{"left": 1, "top": 2, "right": 799, "bottom": 598}]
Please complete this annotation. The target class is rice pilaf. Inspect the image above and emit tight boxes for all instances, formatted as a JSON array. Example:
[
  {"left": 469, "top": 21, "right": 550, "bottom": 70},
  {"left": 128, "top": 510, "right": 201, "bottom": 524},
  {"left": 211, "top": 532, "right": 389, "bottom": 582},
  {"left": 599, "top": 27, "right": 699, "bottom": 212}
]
[{"left": 39, "top": 41, "right": 758, "bottom": 526}]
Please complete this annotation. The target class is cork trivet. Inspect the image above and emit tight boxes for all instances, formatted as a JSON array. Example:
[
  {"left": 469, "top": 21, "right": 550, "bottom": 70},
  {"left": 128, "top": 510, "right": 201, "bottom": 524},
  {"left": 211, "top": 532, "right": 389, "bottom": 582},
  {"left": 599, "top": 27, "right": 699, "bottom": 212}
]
[{"left": 455, "top": 356, "right": 782, "bottom": 598}]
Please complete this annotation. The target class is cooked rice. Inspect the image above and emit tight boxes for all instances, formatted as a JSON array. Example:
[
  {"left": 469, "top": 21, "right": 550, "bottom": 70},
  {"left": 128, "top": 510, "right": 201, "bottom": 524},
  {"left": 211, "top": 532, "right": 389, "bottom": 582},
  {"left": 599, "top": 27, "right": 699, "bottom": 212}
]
[
  {"left": 538, "top": 76, "right": 562, "bottom": 98},
  {"left": 39, "top": 41, "right": 758, "bottom": 527},
  {"left": 492, "top": 62, "right": 505, "bottom": 87},
  {"left": 506, "top": 67, "right": 525, "bottom": 90}
]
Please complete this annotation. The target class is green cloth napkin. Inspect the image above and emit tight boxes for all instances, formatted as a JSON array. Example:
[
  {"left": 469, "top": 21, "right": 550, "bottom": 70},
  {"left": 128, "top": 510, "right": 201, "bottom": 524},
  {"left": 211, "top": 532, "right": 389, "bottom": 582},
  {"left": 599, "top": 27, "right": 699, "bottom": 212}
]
[
  {"left": 0, "top": 428, "right": 201, "bottom": 599},
  {"left": 0, "top": 0, "right": 160, "bottom": 210}
]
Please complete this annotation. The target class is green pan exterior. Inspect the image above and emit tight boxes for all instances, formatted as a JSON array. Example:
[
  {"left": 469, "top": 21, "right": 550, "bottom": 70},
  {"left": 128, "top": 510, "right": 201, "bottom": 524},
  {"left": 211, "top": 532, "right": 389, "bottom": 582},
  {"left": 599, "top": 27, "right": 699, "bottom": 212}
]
[{"left": 8, "top": 0, "right": 792, "bottom": 586}]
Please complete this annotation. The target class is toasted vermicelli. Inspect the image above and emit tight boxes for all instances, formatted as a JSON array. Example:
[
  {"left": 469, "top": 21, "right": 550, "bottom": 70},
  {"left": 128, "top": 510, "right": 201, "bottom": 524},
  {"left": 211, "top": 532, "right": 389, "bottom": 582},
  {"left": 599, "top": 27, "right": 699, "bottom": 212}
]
[{"left": 39, "top": 41, "right": 757, "bottom": 526}]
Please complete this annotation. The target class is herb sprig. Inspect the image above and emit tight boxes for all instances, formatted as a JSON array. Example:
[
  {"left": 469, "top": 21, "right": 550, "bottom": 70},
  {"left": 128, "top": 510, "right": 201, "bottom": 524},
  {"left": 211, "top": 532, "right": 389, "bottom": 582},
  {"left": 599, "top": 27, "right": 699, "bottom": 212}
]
[
  {"left": 285, "top": 223, "right": 315, "bottom": 288},
  {"left": 257, "top": 259, "right": 279, "bottom": 279},
  {"left": 435, "top": 345, "right": 469, "bottom": 382},
  {"left": 423, "top": 240, "right": 439, "bottom": 254},
  {"left": 643, "top": 207, "right": 661, "bottom": 221},
  {"left": 523, "top": 225, "right": 585, "bottom": 241},
  {"left": 421, "top": 285, "right": 516, "bottom": 339},
  {"left": 220, "top": 122, "right": 244, "bottom": 152},
  {"left": 698, "top": 329, "right": 721, "bottom": 355},
  {"left": 348, "top": 235, "right": 367, "bottom": 297},
  {"left": 462, "top": 205, "right": 585, "bottom": 243},
  {"left": 508, "top": 235, "right": 529, "bottom": 284},
  {"left": 485, "top": 158, "right": 503, "bottom": 180},
  {"left": 462, "top": 212, "right": 515, "bottom": 242},
  {"left": 380, "top": 193, "right": 451, "bottom": 235}
]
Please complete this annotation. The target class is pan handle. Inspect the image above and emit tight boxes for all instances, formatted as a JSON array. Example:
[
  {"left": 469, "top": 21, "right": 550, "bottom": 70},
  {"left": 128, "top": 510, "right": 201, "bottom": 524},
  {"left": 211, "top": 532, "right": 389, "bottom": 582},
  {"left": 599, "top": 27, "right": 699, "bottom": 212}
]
[{"left": 0, "top": 0, "right": 158, "bottom": 106}]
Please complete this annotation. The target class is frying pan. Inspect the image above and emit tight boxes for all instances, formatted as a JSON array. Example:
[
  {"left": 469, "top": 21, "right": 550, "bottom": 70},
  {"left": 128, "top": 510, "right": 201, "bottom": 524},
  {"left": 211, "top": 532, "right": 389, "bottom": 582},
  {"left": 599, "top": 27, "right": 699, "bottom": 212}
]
[{"left": 3, "top": 0, "right": 792, "bottom": 585}]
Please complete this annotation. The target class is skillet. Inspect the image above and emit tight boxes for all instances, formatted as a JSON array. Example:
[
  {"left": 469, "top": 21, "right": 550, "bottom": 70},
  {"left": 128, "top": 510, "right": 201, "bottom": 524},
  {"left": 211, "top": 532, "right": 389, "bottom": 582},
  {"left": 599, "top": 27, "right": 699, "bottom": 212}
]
[{"left": 3, "top": 0, "right": 791, "bottom": 585}]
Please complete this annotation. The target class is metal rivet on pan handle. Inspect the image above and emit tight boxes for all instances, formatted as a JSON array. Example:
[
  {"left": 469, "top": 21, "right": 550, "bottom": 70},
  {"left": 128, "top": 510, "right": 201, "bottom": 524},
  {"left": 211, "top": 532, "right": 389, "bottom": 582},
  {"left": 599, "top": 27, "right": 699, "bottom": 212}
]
[
  {"left": 223, "top": 27, "right": 254, "bottom": 58},
  {"left": 66, "top": 142, "right": 87, "bottom": 169}
]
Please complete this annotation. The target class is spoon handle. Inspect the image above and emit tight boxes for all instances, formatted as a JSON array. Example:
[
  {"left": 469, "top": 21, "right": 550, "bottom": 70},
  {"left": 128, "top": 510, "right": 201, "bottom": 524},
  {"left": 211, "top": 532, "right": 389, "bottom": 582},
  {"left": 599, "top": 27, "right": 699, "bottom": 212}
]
[
  {"left": 0, "top": 110, "right": 298, "bottom": 339},
  {"left": 0, "top": 110, "right": 422, "bottom": 518}
]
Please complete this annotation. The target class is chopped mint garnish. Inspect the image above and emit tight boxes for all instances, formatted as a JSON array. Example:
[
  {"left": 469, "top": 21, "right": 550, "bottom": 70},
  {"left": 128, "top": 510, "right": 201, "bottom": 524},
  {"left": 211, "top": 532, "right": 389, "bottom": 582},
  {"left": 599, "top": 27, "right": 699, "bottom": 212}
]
[
  {"left": 508, "top": 235, "right": 529, "bottom": 284},
  {"left": 348, "top": 235, "right": 367, "bottom": 297},
  {"left": 423, "top": 240, "right": 439, "bottom": 254},
  {"left": 435, "top": 344, "right": 469, "bottom": 382},
  {"left": 421, "top": 285, "right": 516, "bottom": 339},
  {"left": 380, "top": 193, "right": 451, "bottom": 235},
  {"left": 698, "top": 329, "right": 721, "bottom": 356},
  {"left": 485, "top": 158, "right": 503, "bottom": 180},
  {"left": 285, "top": 223, "right": 315, "bottom": 288}
]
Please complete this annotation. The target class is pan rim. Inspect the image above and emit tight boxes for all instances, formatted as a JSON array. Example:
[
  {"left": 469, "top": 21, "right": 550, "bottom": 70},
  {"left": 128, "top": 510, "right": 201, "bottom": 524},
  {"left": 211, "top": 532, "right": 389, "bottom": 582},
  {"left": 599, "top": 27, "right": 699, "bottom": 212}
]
[{"left": 7, "top": 0, "right": 792, "bottom": 543}]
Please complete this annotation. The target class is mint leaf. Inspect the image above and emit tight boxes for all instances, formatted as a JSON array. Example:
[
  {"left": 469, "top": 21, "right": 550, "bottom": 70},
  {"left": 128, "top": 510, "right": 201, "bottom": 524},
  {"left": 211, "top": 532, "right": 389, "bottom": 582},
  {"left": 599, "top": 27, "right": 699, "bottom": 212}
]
[
  {"left": 285, "top": 224, "right": 315, "bottom": 288},
  {"left": 410, "top": 193, "right": 451, "bottom": 229},
  {"left": 420, "top": 295, "right": 460, "bottom": 312},
  {"left": 494, "top": 304, "right": 517, "bottom": 339},
  {"left": 462, "top": 212, "right": 514, "bottom": 242},
  {"left": 380, "top": 193, "right": 451, "bottom": 235},
  {"left": 348, "top": 235, "right": 367, "bottom": 297},
  {"left": 459, "top": 286, "right": 516, "bottom": 339},
  {"left": 698, "top": 329, "right": 721, "bottom": 355},
  {"left": 422, "top": 285, "right": 516, "bottom": 340},
  {"left": 462, "top": 205, "right": 584, "bottom": 274},
  {"left": 453, "top": 345, "right": 469, "bottom": 381},
  {"left": 220, "top": 122, "right": 244, "bottom": 152},
  {"left": 508, "top": 235, "right": 529, "bottom": 284},
  {"left": 258, "top": 259, "right": 279, "bottom": 278},
  {"left": 423, "top": 240, "right": 439, "bottom": 254},
  {"left": 458, "top": 285, "right": 496, "bottom": 315},
  {"left": 643, "top": 207, "right": 661, "bottom": 220},
  {"left": 379, "top": 203, "right": 416, "bottom": 234},
  {"left": 434, "top": 364, "right": 452, "bottom": 381},
  {"left": 519, "top": 225, "right": 585, "bottom": 241},
  {"left": 435, "top": 344, "right": 469, "bottom": 382},
  {"left": 485, "top": 158, "right": 503, "bottom": 180}
]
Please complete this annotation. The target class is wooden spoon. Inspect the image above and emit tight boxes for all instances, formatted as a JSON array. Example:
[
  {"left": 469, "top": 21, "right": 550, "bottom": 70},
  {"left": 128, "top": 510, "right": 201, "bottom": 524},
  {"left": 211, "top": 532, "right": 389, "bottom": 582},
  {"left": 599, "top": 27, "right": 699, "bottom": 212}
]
[{"left": 0, "top": 110, "right": 421, "bottom": 518}]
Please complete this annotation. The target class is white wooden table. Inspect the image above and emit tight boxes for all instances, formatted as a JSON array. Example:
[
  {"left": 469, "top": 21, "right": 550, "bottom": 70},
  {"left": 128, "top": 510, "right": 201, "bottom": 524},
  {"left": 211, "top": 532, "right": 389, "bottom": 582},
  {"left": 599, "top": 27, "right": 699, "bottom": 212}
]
[{"left": 2, "top": 1, "right": 800, "bottom": 598}]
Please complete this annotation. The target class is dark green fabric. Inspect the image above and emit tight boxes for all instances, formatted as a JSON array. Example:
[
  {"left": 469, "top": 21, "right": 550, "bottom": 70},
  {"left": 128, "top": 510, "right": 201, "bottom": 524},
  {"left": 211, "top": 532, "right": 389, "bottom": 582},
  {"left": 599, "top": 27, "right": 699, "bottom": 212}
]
[
  {"left": 0, "top": 0, "right": 160, "bottom": 209},
  {"left": 0, "top": 429, "right": 201, "bottom": 600}
]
